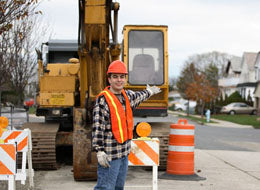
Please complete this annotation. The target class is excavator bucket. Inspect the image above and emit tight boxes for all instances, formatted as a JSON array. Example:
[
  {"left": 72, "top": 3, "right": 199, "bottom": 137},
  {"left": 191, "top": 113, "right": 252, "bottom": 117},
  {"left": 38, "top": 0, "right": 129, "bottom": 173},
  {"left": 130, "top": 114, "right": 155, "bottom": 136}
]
[{"left": 73, "top": 108, "right": 98, "bottom": 180}]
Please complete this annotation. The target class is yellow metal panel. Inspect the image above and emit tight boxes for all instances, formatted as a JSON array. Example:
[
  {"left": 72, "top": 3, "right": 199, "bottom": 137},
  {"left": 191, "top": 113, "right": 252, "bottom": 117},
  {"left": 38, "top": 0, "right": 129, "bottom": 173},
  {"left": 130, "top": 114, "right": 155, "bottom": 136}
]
[
  {"left": 86, "top": 0, "right": 106, "bottom": 6},
  {"left": 40, "top": 92, "right": 74, "bottom": 106},
  {"left": 85, "top": 4, "right": 106, "bottom": 24},
  {"left": 40, "top": 76, "right": 76, "bottom": 92},
  {"left": 68, "top": 65, "right": 80, "bottom": 75},
  {"left": 46, "top": 64, "right": 79, "bottom": 76}
]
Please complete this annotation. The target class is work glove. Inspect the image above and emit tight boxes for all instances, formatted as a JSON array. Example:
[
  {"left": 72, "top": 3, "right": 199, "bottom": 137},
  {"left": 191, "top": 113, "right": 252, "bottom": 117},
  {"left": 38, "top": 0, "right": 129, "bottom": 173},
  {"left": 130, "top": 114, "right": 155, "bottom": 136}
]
[
  {"left": 146, "top": 84, "right": 161, "bottom": 96},
  {"left": 97, "top": 151, "right": 110, "bottom": 168}
]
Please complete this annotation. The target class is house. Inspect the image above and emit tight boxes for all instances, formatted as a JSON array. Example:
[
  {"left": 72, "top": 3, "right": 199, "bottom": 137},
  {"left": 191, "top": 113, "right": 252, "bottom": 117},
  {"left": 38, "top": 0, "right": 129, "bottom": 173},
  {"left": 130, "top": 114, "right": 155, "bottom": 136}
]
[
  {"left": 218, "top": 56, "right": 242, "bottom": 97},
  {"left": 237, "top": 52, "right": 258, "bottom": 100},
  {"left": 253, "top": 52, "right": 260, "bottom": 112}
]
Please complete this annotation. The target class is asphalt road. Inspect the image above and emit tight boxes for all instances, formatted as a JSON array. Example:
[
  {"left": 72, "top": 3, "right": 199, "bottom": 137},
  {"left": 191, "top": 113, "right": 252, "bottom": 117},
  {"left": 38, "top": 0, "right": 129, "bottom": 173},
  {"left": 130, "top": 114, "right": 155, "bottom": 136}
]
[
  {"left": 135, "top": 113, "right": 260, "bottom": 152},
  {"left": 192, "top": 120, "right": 260, "bottom": 152}
]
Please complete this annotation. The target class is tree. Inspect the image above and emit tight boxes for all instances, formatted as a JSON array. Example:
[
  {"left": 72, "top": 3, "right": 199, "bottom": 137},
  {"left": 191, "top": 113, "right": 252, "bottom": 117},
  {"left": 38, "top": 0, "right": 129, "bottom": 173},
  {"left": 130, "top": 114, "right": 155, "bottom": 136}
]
[
  {"left": 185, "top": 73, "right": 218, "bottom": 117},
  {"left": 176, "top": 51, "right": 230, "bottom": 115},
  {"left": 0, "top": 0, "right": 40, "bottom": 34},
  {"left": 225, "top": 91, "right": 245, "bottom": 105},
  {"left": 176, "top": 62, "right": 198, "bottom": 98},
  {"left": 205, "top": 63, "right": 219, "bottom": 88},
  {"left": 0, "top": 30, "right": 12, "bottom": 90},
  {"left": 8, "top": 19, "right": 36, "bottom": 104},
  {"left": 0, "top": 0, "right": 48, "bottom": 105},
  {"left": 185, "top": 51, "right": 231, "bottom": 79}
]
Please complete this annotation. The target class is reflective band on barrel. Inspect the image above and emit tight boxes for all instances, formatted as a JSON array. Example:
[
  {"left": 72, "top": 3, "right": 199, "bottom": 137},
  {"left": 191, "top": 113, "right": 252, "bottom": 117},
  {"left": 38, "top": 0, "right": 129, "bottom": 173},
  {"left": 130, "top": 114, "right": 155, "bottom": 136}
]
[
  {"left": 168, "top": 145, "right": 194, "bottom": 152},
  {"left": 170, "top": 129, "right": 194, "bottom": 135}
]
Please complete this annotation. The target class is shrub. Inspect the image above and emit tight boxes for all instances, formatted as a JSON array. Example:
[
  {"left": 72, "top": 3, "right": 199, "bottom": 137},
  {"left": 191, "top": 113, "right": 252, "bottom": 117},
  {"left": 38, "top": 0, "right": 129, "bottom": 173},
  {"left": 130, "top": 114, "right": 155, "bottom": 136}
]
[{"left": 225, "top": 91, "right": 245, "bottom": 105}]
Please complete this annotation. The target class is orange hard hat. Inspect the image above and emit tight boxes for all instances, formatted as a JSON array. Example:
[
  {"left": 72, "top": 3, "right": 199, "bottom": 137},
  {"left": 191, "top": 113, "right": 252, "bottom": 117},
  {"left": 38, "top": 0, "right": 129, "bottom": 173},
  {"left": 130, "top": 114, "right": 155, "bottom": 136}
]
[{"left": 107, "top": 60, "right": 128, "bottom": 75}]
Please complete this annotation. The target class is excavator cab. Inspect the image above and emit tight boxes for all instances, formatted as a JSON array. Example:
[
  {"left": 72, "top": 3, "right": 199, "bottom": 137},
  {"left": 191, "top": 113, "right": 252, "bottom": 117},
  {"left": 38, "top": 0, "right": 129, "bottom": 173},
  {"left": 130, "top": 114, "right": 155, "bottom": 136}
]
[{"left": 123, "top": 25, "right": 169, "bottom": 117}]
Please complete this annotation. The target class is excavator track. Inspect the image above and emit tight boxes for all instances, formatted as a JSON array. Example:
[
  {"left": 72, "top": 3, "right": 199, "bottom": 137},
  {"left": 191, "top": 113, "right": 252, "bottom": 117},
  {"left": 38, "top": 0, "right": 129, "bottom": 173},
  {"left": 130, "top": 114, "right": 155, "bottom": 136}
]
[
  {"left": 149, "top": 122, "right": 170, "bottom": 170},
  {"left": 22, "top": 122, "right": 59, "bottom": 170}
]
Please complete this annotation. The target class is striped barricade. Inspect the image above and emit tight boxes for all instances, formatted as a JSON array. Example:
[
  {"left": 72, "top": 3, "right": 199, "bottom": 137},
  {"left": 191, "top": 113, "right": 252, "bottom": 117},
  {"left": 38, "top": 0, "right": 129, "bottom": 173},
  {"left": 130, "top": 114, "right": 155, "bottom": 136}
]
[
  {"left": 0, "top": 141, "right": 16, "bottom": 190},
  {"left": 1, "top": 130, "right": 29, "bottom": 152},
  {"left": 128, "top": 138, "right": 159, "bottom": 190},
  {"left": 0, "top": 129, "right": 34, "bottom": 187}
]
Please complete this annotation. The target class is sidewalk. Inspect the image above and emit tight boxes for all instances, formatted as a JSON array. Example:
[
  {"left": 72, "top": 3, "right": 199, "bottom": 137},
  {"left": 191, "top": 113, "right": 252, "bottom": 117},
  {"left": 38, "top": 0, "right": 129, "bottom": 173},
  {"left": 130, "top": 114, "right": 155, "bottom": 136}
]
[
  {"left": 169, "top": 110, "right": 253, "bottom": 128},
  {"left": 33, "top": 149, "right": 260, "bottom": 190}
]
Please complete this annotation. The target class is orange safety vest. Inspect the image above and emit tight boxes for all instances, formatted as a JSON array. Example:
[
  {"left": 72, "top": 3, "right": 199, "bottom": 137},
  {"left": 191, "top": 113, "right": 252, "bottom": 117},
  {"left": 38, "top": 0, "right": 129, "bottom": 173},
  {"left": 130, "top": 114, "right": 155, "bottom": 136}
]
[{"left": 98, "top": 86, "right": 133, "bottom": 144}]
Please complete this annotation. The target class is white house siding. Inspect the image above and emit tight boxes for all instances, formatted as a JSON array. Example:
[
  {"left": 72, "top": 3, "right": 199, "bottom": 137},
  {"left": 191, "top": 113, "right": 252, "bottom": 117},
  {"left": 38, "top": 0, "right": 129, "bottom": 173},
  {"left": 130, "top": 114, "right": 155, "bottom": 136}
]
[
  {"left": 255, "top": 53, "right": 260, "bottom": 81},
  {"left": 239, "top": 52, "right": 258, "bottom": 84},
  {"left": 219, "top": 77, "right": 240, "bottom": 87},
  {"left": 237, "top": 86, "right": 255, "bottom": 100}
]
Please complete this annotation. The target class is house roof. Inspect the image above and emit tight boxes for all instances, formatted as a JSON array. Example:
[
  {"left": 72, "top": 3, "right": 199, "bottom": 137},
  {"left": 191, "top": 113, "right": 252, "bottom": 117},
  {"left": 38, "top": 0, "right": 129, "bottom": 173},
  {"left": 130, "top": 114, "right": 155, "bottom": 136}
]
[
  {"left": 242, "top": 52, "right": 258, "bottom": 71},
  {"left": 225, "top": 56, "right": 242, "bottom": 74}
]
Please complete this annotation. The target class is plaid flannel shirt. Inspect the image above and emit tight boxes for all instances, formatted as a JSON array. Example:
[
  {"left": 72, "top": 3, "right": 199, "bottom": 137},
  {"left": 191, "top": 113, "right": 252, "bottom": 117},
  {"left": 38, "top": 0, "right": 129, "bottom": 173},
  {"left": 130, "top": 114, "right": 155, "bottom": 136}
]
[{"left": 92, "top": 89, "right": 151, "bottom": 161}]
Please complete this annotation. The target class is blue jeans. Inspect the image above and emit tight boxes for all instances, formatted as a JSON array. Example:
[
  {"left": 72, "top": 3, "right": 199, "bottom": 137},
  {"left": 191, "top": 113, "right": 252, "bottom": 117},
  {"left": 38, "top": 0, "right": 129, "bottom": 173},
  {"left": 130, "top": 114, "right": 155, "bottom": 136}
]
[{"left": 94, "top": 156, "right": 128, "bottom": 190}]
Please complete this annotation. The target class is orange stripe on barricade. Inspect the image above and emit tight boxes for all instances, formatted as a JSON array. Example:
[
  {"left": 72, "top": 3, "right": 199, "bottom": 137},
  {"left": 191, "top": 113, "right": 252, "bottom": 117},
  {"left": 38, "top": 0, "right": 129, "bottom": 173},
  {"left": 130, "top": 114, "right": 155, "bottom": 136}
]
[
  {"left": 0, "top": 160, "right": 13, "bottom": 175},
  {"left": 18, "top": 136, "right": 28, "bottom": 151},
  {"left": 1, "top": 144, "right": 15, "bottom": 161},
  {"left": 128, "top": 152, "right": 144, "bottom": 165},
  {"left": 4, "top": 131, "right": 21, "bottom": 143},
  {"left": 134, "top": 141, "right": 159, "bottom": 165},
  {"left": 0, "top": 144, "right": 16, "bottom": 175},
  {"left": 1, "top": 130, "right": 28, "bottom": 152}
]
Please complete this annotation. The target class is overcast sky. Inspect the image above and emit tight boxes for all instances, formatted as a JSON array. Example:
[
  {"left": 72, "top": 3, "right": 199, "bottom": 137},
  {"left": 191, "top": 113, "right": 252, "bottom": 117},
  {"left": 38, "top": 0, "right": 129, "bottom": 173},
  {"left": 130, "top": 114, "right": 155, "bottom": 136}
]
[{"left": 39, "top": 0, "right": 260, "bottom": 78}]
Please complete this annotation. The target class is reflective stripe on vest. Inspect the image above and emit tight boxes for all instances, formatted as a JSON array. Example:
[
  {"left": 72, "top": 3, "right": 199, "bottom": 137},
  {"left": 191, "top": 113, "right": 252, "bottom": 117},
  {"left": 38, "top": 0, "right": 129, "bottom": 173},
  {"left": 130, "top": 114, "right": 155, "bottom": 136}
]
[
  {"left": 98, "top": 87, "right": 133, "bottom": 144},
  {"left": 102, "top": 90, "right": 124, "bottom": 142}
]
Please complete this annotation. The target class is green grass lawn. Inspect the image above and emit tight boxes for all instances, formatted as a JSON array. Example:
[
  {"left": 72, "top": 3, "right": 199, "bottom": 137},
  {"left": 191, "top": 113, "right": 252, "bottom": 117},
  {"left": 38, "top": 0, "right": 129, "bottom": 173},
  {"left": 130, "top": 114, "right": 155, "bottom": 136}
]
[
  {"left": 28, "top": 106, "right": 36, "bottom": 114},
  {"left": 179, "top": 115, "right": 217, "bottom": 125},
  {"left": 212, "top": 114, "right": 260, "bottom": 129}
]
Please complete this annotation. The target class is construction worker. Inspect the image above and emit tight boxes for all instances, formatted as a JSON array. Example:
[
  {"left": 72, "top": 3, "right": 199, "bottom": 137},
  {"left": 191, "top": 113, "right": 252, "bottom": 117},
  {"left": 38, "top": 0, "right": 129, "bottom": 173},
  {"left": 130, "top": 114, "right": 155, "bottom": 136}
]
[{"left": 92, "top": 60, "right": 160, "bottom": 190}]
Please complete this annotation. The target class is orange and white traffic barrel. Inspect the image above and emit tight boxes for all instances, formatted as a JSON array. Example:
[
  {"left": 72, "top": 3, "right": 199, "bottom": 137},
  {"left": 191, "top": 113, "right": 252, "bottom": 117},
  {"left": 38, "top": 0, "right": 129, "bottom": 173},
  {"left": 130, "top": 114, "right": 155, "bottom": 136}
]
[{"left": 166, "top": 119, "right": 195, "bottom": 175}]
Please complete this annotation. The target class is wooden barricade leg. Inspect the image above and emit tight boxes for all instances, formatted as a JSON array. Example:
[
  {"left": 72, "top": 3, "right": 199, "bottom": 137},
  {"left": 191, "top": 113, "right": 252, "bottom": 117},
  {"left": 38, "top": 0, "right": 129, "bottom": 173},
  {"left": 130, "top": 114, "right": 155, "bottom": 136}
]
[
  {"left": 27, "top": 129, "right": 34, "bottom": 187},
  {"left": 8, "top": 175, "right": 15, "bottom": 190},
  {"left": 21, "top": 152, "right": 27, "bottom": 184},
  {"left": 153, "top": 165, "right": 158, "bottom": 190}
]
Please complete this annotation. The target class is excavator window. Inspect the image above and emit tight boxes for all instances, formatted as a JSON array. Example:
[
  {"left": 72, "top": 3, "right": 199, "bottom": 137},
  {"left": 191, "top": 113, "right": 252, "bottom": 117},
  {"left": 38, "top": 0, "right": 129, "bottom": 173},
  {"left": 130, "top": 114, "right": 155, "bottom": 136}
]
[{"left": 128, "top": 30, "right": 164, "bottom": 85}]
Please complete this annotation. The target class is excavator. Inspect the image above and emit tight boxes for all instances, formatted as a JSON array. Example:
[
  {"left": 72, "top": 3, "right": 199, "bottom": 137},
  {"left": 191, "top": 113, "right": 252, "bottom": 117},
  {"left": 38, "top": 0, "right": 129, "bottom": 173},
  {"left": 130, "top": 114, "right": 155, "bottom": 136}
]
[{"left": 24, "top": 0, "right": 169, "bottom": 180}]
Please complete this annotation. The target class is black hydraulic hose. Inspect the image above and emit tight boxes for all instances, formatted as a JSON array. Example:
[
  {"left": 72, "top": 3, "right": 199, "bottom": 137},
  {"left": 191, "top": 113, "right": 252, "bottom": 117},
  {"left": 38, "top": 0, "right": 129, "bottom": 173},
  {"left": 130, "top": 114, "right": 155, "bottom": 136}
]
[{"left": 78, "top": 0, "right": 82, "bottom": 46}]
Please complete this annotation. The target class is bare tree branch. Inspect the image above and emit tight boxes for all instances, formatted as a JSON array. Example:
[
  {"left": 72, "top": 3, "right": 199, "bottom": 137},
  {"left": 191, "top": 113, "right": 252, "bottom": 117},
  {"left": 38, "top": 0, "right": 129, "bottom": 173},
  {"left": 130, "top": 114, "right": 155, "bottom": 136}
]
[{"left": 0, "top": 0, "right": 39, "bottom": 34}]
